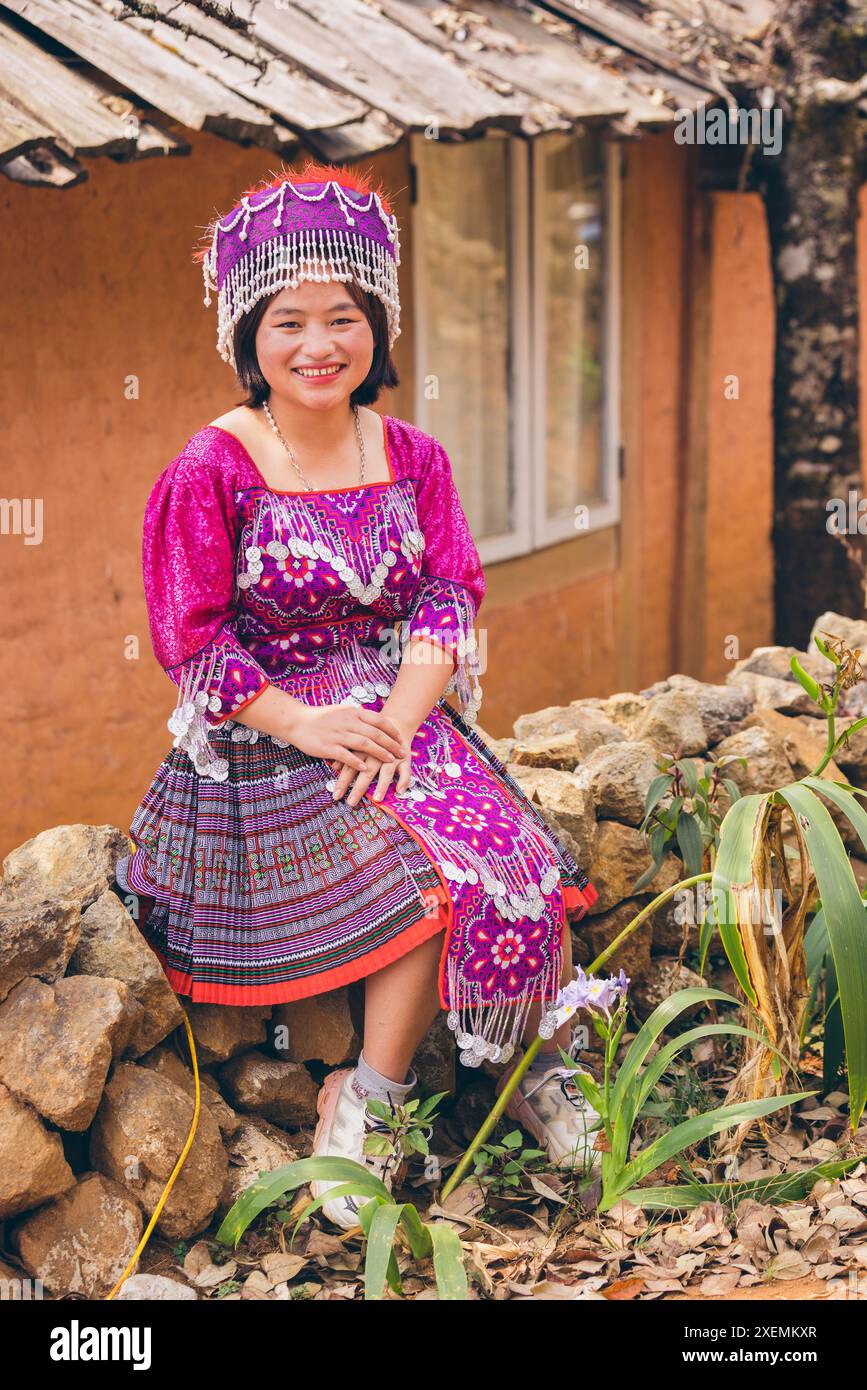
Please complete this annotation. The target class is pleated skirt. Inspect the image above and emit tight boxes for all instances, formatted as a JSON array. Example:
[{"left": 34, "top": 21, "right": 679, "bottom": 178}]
[{"left": 119, "top": 699, "right": 597, "bottom": 1007}]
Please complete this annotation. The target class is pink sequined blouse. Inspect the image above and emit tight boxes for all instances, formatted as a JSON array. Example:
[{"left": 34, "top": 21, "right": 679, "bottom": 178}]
[{"left": 141, "top": 413, "right": 486, "bottom": 778}]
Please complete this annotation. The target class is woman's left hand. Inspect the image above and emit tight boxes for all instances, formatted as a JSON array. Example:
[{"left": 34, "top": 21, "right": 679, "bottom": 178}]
[{"left": 326, "top": 749, "right": 413, "bottom": 806}]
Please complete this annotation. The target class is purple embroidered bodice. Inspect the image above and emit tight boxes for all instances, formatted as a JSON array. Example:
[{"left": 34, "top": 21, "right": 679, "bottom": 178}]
[{"left": 141, "top": 415, "right": 486, "bottom": 778}]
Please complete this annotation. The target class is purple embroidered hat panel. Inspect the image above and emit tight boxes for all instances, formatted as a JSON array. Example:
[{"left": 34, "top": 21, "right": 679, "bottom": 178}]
[{"left": 212, "top": 181, "right": 400, "bottom": 287}]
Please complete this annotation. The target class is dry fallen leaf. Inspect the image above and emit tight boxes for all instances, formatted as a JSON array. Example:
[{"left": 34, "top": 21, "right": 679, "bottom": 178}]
[
  {"left": 529, "top": 1175, "right": 567, "bottom": 1204},
  {"left": 803, "top": 1139, "right": 844, "bottom": 1162},
  {"left": 661, "top": 1203, "right": 731, "bottom": 1252},
  {"left": 799, "top": 1224, "right": 841, "bottom": 1265},
  {"left": 304, "top": 1230, "right": 361, "bottom": 1272},
  {"left": 603, "top": 1275, "right": 645, "bottom": 1300},
  {"left": 467, "top": 1237, "right": 525, "bottom": 1261},
  {"left": 764, "top": 1249, "right": 812, "bottom": 1280},
  {"left": 182, "top": 1241, "right": 218, "bottom": 1277},
  {"left": 557, "top": 1245, "right": 608, "bottom": 1264},
  {"left": 603, "top": 1200, "right": 648, "bottom": 1236},
  {"left": 824, "top": 1205, "right": 867, "bottom": 1233},
  {"left": 526, "top": 1279, "right": 606, "bottom": 1299},
  {"left": 777, "top": 1203, "right": 814, "bottom": 1240},
  {"left": 671, "top": 1251, "right": 709, "bottom": 1278},
  {"left": 698, "top": 1268, "right": 741, "bottom": 1296},
  {"left": 261, "top": 1251, "right": 308, "bottom": 1283},
  {"left": 194, "top": 1262, "right": 238, "bottom": 1289}
]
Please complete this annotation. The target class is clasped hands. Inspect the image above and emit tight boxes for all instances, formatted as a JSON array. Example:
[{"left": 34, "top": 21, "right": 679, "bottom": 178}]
[{"left": 287, "top": 701, "right": 417, "bottom": 806}]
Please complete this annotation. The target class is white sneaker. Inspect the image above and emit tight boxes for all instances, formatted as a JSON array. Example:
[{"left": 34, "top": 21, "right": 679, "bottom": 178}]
[
  {"left": 310, "top": 1068, "right": 401, "bottom": 1230},
  {"left": 496, "top": 1048, "right": 603, "bottom": 1174}
]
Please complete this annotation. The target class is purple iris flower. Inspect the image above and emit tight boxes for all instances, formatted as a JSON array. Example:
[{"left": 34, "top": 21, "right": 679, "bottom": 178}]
[{"left": 550, "top": 965, "right": 630, "bottom": 1023}]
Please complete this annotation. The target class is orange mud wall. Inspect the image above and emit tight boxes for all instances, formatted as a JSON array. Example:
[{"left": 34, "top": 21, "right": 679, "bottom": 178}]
[
  {"left": 617, "top": 140, "right": 775, "bottom": 696},
  {"left": 1, "top": 128, "right": 775, "bottom": 857}
]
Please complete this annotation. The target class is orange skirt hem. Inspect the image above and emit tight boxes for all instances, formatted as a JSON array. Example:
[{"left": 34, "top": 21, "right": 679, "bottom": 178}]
[
  {"left": 144, "top": 881, "right": 452, "bottom": 1007},
  {"left": 563, "top": 881, "right": 598, "bottom": 918}
]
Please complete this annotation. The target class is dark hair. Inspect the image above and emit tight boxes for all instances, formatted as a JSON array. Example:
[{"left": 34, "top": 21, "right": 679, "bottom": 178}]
[{"left": 232, "top": 273, "right": 399, "bottom": 408}]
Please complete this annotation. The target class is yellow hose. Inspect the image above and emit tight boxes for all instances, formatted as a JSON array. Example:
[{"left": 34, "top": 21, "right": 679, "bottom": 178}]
[{"left": 105, "top": 1005, "right": 201, "bottom": 1300}]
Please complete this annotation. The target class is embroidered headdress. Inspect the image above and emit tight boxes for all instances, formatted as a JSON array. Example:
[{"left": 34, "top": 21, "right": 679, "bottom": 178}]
[{"left": 193, "top": 161, "right": 401, "bottom": 370}]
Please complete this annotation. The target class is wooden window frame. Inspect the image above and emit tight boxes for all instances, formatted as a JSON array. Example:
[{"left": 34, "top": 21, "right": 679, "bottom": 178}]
[{"left": 411, "top": 132, "right": 621, "bottom": 564}]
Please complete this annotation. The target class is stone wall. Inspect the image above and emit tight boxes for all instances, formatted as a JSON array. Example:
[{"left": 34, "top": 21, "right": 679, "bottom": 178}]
[
  {"left": 2, "top": 611, "right": 865, "bottom": 1296},
  {"left": 478, "top": 611, "right": 867, "bottom": 1036}
]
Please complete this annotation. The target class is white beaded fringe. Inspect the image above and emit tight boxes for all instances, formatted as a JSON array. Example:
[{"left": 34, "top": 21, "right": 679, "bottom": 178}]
[{"left": 204, "top": 226, "right": 401, "bottom": 369}]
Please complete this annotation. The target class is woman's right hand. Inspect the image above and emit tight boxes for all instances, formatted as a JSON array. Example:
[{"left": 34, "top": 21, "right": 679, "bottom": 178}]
[{"left": 283, "top": 702, "right": 411, "bottom": 773}]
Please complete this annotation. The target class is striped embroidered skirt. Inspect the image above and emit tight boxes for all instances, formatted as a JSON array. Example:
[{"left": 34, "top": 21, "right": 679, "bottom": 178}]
[{"left": 118, "top": 699, "right": 598, "bottom": 1027}]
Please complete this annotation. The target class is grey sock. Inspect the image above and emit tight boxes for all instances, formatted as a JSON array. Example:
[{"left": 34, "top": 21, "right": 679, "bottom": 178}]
[
  {"left": 523, "top": 1047, "right": 563, "bottom": 1081},
  {"left": 350, "top": 1049, "right": 418, "bottom": 1105}
]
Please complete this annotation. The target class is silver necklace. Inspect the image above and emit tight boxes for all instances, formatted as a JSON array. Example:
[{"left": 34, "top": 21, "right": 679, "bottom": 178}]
[{"left": 261, "top": 399, "right": 366, "bottom": 491}]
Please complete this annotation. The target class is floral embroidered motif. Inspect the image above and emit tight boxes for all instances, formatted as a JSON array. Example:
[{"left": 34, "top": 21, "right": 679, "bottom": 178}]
[
  {"left": 278, "top": 554, "right": 317, "bottom": 587},
  {"left": 491, "top": 927, "right": 527, "bottom": 969}
]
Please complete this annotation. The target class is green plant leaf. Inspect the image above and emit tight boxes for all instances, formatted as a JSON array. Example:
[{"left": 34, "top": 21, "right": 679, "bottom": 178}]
[
  {"left": 292, "top": 1182, "right": 380, "bottom": 1239},
  {"left": 643, "top": 773, "right": 674, "bottom": 820},
  {"left": 399, "top": 1204, "right": 433, "bottom": 1261},
  {"left": 802, "top": 775, "right": 867, "bottom": 857},
  {"left": 414, "top": 1092, "right": 448, "bottom": 1122},
  {"left": 364, "top": 1202, "right": 405, "bottom": 1300},
  {"left": 790, "top": 654, "right": 822, "bottom": 704},
  {"left": 631, "top": 853, "right": 668, "bottom": 894},
  {"left": 780, "top": 780, "right": 867, "bottom": 1128},
  {"left": 814, "top": 634, "right": 831, "bottom": 660},
  {"left": 697, "top": 894, "right": 716, "bottom": 976},
  {"left": 805, "top": 908, "right": 830, "bottom": 980},
  {"left": 215, "top": 1156, "right": 391, "bottom": 1248},
  {"left": 610, "top": 988, "right": 740, "bottom": 1115},
  {"left": 428, "top": 1222, "right": 469, "bottom": 1300},
  {"left": 619, "top": 1154, "right": 864, "bottom": 1210},
  {"left": 363, "top": 1134, "right": 393, "bottom": 1158},
  {"left": 557, "top": 1050, "right": 603, "bottom": 1111},
  {"left": 675, "top": 759, "right": 699, "bottom": 796},
  {"left": 823, "top": 951, "right": 846, "bottom": 1093},
  {"left": 365, "top": 1099, "right": 394, "bottom": 1123},
  {"left": 650, "top": 824, "right": 669, "bottom": 859},
  {"left": 832, "top": 715, "right": 867, "bottom": 749},
  {"left": 602, "top": 1091, "right": 816, "bottom": 1209},
  {"left": 713, "top": 793, "right": 769, "bottom": 1004},
  {"left": 605, "top": 988, "right": 742, "bottom": 1168},
  {"left": 676, "top": 813, "right": 705, "bottom": 877},
  {"left": 630, "top": 1021, "right": 782, "bottom": 1123}
]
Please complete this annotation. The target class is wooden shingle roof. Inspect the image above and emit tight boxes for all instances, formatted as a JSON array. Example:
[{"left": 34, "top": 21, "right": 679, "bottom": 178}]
[{"left": 0, "top": 0, "right": 776, "bottom": 186}]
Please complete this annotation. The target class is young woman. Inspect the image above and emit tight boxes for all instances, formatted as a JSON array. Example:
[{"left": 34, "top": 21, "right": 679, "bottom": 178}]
[{"left": 114, "top": 162, "right": 600, "bottom": 1229}]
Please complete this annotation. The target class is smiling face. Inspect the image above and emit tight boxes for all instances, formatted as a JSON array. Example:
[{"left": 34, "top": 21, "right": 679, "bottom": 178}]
[{"left": 254, "top": 270, "right": 375, "bottom": 409}]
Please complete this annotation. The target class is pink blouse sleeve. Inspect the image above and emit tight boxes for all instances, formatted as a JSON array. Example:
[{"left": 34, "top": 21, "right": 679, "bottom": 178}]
[
  {"left": 142, "top": 448, "right": 270, "bottom": 780},
  {"left": 404, "top": 435, "right": 486, "bottom": 725}
]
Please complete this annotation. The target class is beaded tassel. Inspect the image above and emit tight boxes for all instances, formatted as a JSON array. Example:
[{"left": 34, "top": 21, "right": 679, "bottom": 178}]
[
  {"left": 445, "top": 929, "right": 563, "bottom": 1067},
  {"left": 402, "top": 577, "right": 484, "bottom": 726},
  {"left": 166, "top": 648, "right": 230, "bottom": 782}
]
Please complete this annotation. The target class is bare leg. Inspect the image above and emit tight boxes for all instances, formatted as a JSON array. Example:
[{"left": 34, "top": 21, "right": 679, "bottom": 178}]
[
  {"left": 363, "top": 929, "right": 444, "bottom": 1081},
  {"left": 522, "top": 922, "right": 575, "bottom": 1054}
]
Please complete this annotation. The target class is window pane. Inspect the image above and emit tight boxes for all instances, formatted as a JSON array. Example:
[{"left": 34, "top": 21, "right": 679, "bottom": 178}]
[
  {"left": 413, "top": 138, "right": 512, "bottom": 541},
  {"left": 539, "top": 133, "right": 606, "bottom": 519}
]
